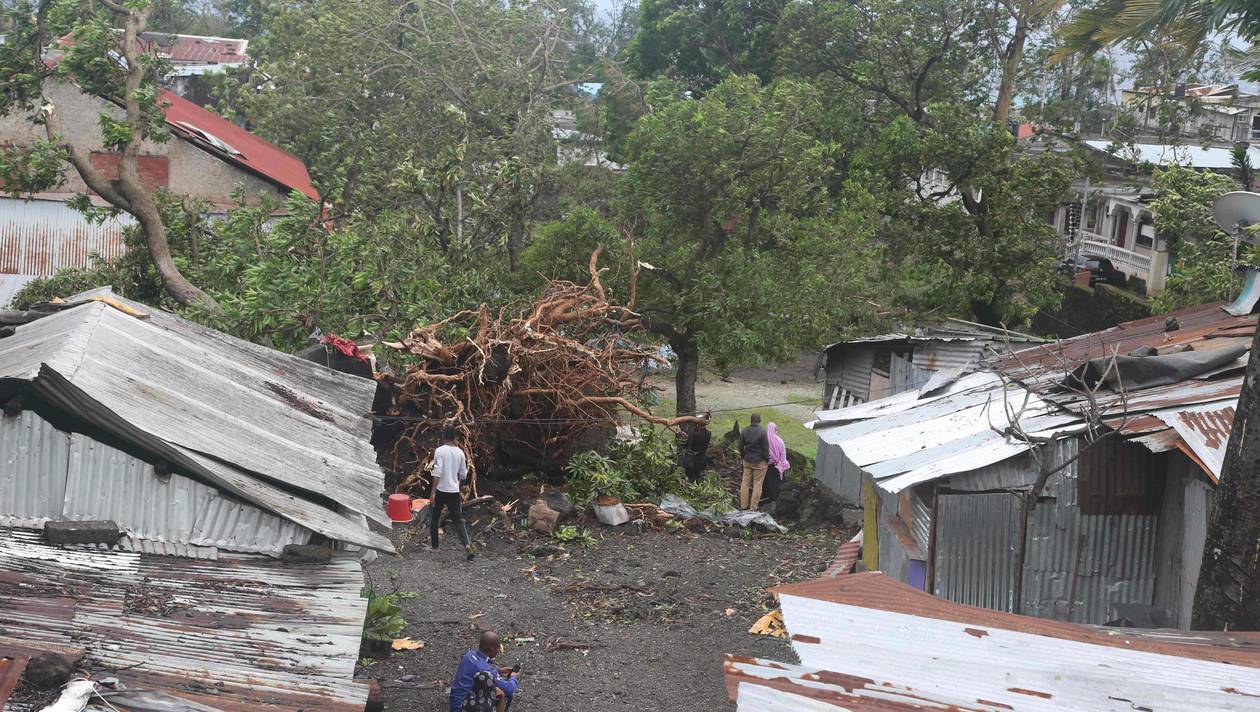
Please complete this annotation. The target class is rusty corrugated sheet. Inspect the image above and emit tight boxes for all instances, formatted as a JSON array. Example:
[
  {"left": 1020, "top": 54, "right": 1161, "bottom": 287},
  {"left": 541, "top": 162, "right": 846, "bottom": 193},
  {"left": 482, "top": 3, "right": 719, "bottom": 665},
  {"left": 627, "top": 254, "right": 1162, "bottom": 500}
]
[
  {"left": 0, "top": 655, "right": 28, "bottom": 708},
  {"left": 738, "top": 573, "right": 1260, "bottom": 710},
  {"left": 0, "top": 528, "right": 370, "bottom": 712},
  {"left": 1157, "top": 402, "right": 1234, "bottom": 482},
  {"left": 0, "top": 196, "right": 129, "bottom": 277}
]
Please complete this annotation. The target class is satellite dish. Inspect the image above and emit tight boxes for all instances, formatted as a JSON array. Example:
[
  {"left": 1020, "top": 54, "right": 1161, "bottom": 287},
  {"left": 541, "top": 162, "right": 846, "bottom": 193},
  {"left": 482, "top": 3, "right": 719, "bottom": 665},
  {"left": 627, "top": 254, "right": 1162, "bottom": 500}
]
[{"left": 1213, "top": 191, "right": 1260, "bottom": 235}]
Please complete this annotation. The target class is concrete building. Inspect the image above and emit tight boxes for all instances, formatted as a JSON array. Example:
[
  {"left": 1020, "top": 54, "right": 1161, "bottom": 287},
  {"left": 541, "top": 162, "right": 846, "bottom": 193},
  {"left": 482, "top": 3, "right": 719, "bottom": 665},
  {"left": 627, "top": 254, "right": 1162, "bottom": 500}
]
[{"left": 0, "top": 81, "right": 316, "bottom": 304}]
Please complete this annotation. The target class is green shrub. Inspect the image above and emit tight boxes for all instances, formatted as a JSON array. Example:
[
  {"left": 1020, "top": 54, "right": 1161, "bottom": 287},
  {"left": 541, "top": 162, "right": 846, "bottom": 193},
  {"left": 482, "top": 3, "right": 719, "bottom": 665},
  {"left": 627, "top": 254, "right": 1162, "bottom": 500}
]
[
  {"left": 361, "top": 584, "right": 417, "bottom": 642},
  {"left": 565, "top": 427, "right": 734, "bottom": 513}
]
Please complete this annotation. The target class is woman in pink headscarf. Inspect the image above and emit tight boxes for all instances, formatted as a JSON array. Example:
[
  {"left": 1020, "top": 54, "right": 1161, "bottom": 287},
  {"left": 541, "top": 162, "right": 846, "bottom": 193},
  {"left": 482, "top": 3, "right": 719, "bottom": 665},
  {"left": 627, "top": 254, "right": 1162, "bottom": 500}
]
[{"left": 762, "top": 422, "right": 791, "bottom": 505}]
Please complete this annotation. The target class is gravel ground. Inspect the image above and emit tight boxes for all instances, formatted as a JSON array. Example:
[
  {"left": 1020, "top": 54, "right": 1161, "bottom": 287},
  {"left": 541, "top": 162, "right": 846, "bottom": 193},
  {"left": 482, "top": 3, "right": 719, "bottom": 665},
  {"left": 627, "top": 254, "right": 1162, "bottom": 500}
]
[{"left": 361, "top": 514, "right": 841, "bottom": 711}]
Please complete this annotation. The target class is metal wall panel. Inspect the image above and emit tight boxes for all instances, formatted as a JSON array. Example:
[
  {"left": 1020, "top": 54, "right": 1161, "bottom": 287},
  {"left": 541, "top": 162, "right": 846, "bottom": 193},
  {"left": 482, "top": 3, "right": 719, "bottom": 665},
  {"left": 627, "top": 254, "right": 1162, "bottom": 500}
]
[
  {"left": 190, "top": 491, "right": 310, "bottom": 553},
  {"left": 934, "top": 491, "right": 1023, "bottom": 612},
  {"left": 1020, "top": 437, "right": 1159, "bottom": 623},
  {"left": 64, "top": 432, "right": 310, "bottom": 554},
  {"left": 814, "top": 439, "right": 862, "bottom": 504},
  {"left": 1180, "top": 476, "right": 1213, "bottom": 627},
  {"left": 877, "top": 487, "right": 908, "bottom": 582},
  {"left": 945, "top": 450, "right": 1042, "bottom": 491},
  {"left": 889, "top": 351, "right": 933, "bottom": 395},
  {"left": 909, "top": 486, "right": 932, "bottom": 555},
  {"left": 826, "top": 348, "right": 874, "bottom": 402},
  {"left": 0, "top": 196, "right": 129, "bottom": 277},
  {"left": 64, "top": 433, "right": 214, "bottom": 543},
  {"left": 0, "top": 410, "right": 71, "bottom": 524},
  {"left": 912, "top": 341, "right": 984, "bottom": 373}
]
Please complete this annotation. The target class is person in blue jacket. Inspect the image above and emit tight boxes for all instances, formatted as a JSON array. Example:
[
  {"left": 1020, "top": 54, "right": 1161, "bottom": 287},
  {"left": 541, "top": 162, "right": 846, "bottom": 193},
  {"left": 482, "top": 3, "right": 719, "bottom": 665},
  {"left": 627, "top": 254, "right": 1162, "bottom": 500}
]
[{"left": 450, "top": 630, "right": 520, "bottom": 711}]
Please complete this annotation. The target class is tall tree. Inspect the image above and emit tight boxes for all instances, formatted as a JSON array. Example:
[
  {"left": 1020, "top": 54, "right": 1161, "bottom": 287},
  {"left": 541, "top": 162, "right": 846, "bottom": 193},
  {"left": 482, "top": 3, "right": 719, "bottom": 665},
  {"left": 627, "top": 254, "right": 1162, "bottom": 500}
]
[
  {"left": 0, "top": 0, "right": 219, "bottom": 310},
  {"left": 232, "top": 0, "right": 589, "bottom": 270},
  {"left": 625, "top": 0, "right": 784, "bottom": 89},
  {"left": 779, "top": 0, "right": 1078, "bottom": 324},
  {"left": 529, "top": 76, "right": 882, "bottom": 415}
]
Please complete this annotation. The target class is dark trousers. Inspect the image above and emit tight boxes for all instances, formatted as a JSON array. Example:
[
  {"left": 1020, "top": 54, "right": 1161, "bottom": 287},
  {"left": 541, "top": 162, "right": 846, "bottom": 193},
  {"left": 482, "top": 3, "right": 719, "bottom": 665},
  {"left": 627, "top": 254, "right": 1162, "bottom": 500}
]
[{"left": 430, "top": 491, "right": 471, "bottom": 549}]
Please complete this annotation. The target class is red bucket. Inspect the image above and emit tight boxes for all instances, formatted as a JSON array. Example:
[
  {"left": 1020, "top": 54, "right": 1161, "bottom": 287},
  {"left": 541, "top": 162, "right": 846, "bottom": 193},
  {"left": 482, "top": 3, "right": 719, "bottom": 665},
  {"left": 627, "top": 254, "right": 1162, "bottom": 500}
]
[{"left": 386, "top": 493, "right": 413, "bottom": 522}]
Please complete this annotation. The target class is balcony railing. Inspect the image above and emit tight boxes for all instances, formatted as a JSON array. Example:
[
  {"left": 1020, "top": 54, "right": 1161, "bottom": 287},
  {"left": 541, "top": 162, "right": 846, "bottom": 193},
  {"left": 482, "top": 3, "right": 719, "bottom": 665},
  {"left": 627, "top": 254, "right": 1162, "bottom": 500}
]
[{"left": 1076, "top": 233, "right": 1154, "bottom": 281}]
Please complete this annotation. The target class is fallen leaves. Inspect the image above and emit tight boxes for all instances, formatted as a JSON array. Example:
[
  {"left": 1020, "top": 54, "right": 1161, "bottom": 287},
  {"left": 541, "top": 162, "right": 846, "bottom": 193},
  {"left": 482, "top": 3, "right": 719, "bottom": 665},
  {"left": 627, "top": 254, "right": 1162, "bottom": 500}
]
[{"left": 391, "top": 637, "right": 425, "bottom": 651}]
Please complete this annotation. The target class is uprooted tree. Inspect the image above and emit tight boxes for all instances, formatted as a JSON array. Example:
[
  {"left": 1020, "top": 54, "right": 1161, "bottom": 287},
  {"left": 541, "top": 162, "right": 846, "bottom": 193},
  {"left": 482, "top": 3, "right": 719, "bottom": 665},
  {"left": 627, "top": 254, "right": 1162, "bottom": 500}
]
[{"left": 375, "top": 249, "right": 704, "bottom": 493}]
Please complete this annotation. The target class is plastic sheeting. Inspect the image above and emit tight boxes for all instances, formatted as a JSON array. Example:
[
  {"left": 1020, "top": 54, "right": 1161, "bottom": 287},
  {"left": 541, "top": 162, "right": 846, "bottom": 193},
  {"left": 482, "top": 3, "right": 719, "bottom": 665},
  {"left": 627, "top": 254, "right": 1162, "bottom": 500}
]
[{"left": 659, "top": 494, "right": 787, "bottom": 532}]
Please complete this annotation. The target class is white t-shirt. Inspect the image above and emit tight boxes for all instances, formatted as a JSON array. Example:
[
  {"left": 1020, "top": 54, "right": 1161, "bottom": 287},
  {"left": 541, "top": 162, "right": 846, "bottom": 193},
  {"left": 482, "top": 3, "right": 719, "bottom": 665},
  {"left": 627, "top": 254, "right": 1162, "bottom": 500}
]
[{"left": 432, "top": 444, "right": 469, "bottom": 493}]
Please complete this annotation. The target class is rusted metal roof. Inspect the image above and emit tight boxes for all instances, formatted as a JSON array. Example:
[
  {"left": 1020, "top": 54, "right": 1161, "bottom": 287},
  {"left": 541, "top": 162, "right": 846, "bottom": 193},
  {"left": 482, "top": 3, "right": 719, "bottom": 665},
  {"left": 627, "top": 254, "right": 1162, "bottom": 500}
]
[
  {"left": 1157, "top": 402, "right": 1236, "bottom": 482},
  {"left": 0, "top": 529, "right": 371, "bottom": 711},
  {"left": 0, "top": 655, "right": 28, "bottom": 708},
  {"left": 726, "top": 573, "right": 1260, "bottom": 710}
]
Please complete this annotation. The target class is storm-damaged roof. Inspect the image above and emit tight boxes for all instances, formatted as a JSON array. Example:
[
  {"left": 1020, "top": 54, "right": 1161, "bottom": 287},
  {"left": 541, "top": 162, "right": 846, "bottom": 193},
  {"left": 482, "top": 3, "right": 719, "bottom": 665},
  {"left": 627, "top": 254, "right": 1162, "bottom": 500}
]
[
  {"left": 0, "top": 290, "right": 392, "bottom": 553},
  {"left": 0, "top": 529, "right": 371, "bottom": 711},
  {"left": 725, "top": 573, "right": 1260, "bottom": 710},
  {"left": 810, "top": 301, "right": 1255, "bottom": 488}
]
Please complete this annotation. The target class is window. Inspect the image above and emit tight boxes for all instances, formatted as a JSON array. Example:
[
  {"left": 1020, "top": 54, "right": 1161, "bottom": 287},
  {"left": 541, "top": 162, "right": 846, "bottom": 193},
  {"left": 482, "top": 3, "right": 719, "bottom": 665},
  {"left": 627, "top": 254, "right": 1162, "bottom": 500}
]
[
  {"left": 1136, "top": 220, "right": 1155, "bottom": 249},
  {"left": 1253, "top": 114, "right": 1260, "bottom": 140}
]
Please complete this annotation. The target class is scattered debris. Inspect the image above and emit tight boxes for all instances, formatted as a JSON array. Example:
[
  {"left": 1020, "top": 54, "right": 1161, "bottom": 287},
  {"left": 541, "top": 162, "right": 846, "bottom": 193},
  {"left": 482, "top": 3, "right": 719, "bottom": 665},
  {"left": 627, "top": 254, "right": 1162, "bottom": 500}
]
[
  {"left": 593, "top": 497, "right": 631, "bottom": 526},
  {"left": 391, "top": 638, "right": 425, "bottom": 651},
  {"left": 659, "top": 494, "right": 786, "bottom": 533},
  {"left": 748, "top": 610, "right": 787, "bottom": 638},
  {"left": 36, "top": 678, "right": 94, "bottom": 712}
]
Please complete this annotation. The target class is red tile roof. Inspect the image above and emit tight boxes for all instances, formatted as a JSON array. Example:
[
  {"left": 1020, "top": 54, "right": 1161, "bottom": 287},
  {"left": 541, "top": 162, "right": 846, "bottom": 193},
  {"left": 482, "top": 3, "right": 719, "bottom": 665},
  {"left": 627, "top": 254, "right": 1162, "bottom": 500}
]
[{"left": 160, "top": 91, "right": 318, "bottom": 201}]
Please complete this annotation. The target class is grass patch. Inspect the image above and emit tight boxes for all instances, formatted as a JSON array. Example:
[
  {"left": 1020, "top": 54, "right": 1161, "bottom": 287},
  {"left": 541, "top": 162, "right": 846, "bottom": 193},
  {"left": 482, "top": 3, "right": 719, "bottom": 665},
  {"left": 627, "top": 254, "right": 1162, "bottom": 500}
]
[{"left": 655, "top": 397, "right": 816, "bottom": 459}]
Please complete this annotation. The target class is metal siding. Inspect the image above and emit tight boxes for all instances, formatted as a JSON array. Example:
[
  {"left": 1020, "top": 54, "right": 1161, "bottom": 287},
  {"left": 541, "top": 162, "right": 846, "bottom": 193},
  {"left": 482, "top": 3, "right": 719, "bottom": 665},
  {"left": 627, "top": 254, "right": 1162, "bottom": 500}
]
[
  {"left": 826, "top": 347, "right": 874, "bottom": 401},
  {"left": 911, "top": 340, "right": 984, "bottom": 372},
  {"left": 64, "top": 433, "right": 213, "bottom": 543},
  {"left": 889, "top": 351, "right": 932, "bottom": 395},
  {"left": 1154, "top": 456, "right": 1186, "bottom": 626},
  {"left": 0, "top": 410, "right": 70, "bottom": 524},
  {"left": 934, "top": 491, "right": 1023, "bottom": 612},
  {"left": 1181, "top": 475, "right": 1212, "bottom": 628},
  {"left": 877, "top": 488, "right": 907, "bottom": 582},
  {"left": 0, "top": 529, "right": 369, "bottom": 712},
  {"left": 813, "top": 440, "right": 862, "bottom": 503},
  {"left": 909, "top": 486, "right": 932, "bottom": 555},
  {"left": 63, "top": 432, "right": 310, "bottom": 555},
  {"left": 1020, "top": 437, "right": 1159, "bottom": 624},
  {"left": 0, "top": 274, "right": 36, "bottom": 308},
  {"left": 190, "top": 491, "right": 311, "bottom": 554},
  {"left": 0, "top": 196, "right": 130, "bottom": 277},
  {"left": 945, "top": 450, "right": 1042, "bottom": 491}
]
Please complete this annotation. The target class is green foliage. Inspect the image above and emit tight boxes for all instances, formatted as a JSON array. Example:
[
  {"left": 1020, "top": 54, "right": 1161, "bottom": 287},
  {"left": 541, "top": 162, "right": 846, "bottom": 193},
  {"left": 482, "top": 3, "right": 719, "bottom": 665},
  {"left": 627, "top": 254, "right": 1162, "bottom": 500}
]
[
  {"left": 551, "top": 525, "right": 598, "bottom": 547},
  {"left": 0, "top": 140, "right": 68, "bottom": 196},
  {"left": 565, "top": 428, "right": 734, "bottom": 513},
  {"left": 626, "top": 0, "right": 784, "bottom": 88},
  {"left": 360, "top": 584, "right": 417, "bottom": 643},
  {"left": 16, "top": 191, "right": 493, "bottom": 351}
]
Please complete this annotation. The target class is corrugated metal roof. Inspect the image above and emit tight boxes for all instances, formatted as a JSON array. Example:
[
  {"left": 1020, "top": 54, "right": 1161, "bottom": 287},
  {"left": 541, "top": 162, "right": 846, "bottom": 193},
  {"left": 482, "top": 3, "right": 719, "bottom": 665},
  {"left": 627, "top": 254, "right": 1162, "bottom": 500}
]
[
  {"left": 725, "top": 573, "right": 1260, "bottom": 710},
  {"left": 1157, "top": 402, "right": 1234, "bottom": 482},
  {"left": 1084, "top": 140, "right": 1260, "bottom": 170},
  {"left": 0, "top": 295, "right": 391, "bottom": 552},
  {"left": 0, "top": 528, "right": 370, "bottom": 711},
  {"left": 162, "top": 91, "right": 317, "bottom": 200},
  {"left": 0, "top": 655, "right": 26, "bottom": 709}
]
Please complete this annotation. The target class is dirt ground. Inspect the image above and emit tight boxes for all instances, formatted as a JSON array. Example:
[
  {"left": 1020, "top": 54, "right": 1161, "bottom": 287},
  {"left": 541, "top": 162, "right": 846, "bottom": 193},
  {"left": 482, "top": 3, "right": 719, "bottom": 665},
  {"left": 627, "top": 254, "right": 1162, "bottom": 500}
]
[{"left": 361, "top": 512, "right": 841, "bottom": 711}]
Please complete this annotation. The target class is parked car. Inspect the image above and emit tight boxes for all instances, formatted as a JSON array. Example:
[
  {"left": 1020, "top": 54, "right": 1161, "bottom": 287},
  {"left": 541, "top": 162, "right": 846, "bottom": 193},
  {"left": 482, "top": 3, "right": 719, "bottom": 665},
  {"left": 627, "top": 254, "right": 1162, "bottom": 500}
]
[{"left": 1059, "top": 255, "right": 1126, "bottom": 287}]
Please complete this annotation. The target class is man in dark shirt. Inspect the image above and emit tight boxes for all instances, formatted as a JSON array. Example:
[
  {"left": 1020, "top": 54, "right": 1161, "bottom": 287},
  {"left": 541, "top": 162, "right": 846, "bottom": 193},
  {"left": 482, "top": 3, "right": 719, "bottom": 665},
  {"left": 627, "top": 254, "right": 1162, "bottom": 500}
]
[
  {"left": 738, "top": 413, "right": 770, "bottom": 510},
  {"left": 682, "top": 419, "right": 712, "bottom": 482}
]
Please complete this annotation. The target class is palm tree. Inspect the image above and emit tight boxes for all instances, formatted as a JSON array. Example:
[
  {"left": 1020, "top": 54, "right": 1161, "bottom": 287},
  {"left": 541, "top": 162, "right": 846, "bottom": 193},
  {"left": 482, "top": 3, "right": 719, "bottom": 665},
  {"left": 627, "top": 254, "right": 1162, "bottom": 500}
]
[{"left": 1053, "top": 0, "right": 1259, "bottom": 78}]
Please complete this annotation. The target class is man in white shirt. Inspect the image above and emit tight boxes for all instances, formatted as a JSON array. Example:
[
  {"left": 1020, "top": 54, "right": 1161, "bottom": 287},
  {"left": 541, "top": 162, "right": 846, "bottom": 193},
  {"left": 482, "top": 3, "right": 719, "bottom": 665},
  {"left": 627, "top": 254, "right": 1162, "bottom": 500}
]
[{"left": 430, "top": 427, "right": 475, "bottom": 560}]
